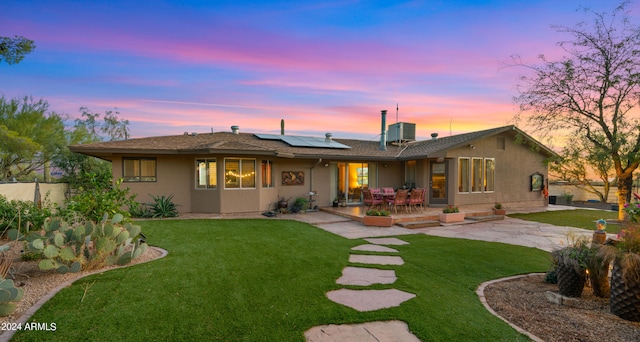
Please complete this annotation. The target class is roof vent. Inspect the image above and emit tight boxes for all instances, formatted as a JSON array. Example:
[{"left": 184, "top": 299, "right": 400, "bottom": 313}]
[
  {"left": 191, "top": 132, "right": 198, "bottom": 136},
  {"left": 325, "top": 133, "right": 333, "bottom": 142},
  {"left": 431, "top": 133, "right": 438, "bottom": 140},
  {"left": 231, "top": 125, "right": 239, "bottom": 134}
]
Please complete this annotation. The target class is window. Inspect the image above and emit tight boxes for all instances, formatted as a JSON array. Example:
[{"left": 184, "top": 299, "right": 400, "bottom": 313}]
[
  {"left": 459, "top": 157, "right": 496, "bottom": 194},
  {"left": 458, "top": 158, "right": 470, "bottom": 193},
  {"left": 225, "top": 158, "right": 256, "bottom": 189},
  {"left": 484, "top": 158, "right": 495, "bottom": 192},
  {"left": 472, "top": 158, "right": 483, "bottom": 192},
  {"left": 123, "top": 158, "right": 156, "bottom": 182},
  {"left": 262, "top": 160, "right": 274, "bottom": 188},
  {"left": 196, "top": 159, "right": 217, "bottom": 189}
]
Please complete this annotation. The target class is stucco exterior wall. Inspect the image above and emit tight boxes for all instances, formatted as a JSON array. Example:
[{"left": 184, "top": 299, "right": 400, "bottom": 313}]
[
  {"left": 445, "top": 132, "right": 548, "bottom": 208},
  {"left": 112, "top": 156, "right": 193, "bottom": 213}
]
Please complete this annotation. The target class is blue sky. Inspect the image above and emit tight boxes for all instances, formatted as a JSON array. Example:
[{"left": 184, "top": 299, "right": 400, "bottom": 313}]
[{"left": 0, "top": 0, "right": 633, "bottom": 141}]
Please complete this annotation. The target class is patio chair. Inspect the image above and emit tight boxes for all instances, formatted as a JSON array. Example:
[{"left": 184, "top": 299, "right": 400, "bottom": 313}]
[
  {"left": 382, "top": 187, "right": 395, "bottom": 201},
  {"left": 387, "top": 189, "right": 409, "bottom": 214},
  {"left": 362, "top": 189, "right": 383, "bottom": 210},
  {"left": 407, "top": 188, "right": 425, "bottom": 212}
]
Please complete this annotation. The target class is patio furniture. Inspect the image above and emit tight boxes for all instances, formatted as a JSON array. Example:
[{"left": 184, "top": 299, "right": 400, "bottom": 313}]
[
  {"left": 362, "top": 189, "right": 383, "bottom": 210},
  {"left": 387, "top": 189, "right": 409, "bottom": 214},
  {"left": 407, "top": 188, "right": 425, "bottom": 212}
]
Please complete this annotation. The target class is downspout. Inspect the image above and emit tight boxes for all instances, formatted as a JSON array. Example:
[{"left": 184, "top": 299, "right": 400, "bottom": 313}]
[
  {"left": 309, "top": 158, "right": 323, "bottom": 209},
  {"left": 310, "top": 158, "right": 323, "bottom": 193}
]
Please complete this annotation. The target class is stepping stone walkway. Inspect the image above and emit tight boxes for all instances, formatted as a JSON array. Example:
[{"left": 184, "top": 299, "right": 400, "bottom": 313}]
[
  {"left": 307, "top": 237, "right": 419, "bottom": 341},
  {"left": 328, "top": 238, "right": 415, "bottom": 310}
]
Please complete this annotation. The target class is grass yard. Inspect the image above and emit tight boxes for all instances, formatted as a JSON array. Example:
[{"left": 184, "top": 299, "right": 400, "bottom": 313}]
[
  {"left": 12, "top": 219, "right": 549, "bottom": 341},
  {"left": 509, "top": 209, "right": 622, "bottom": 234}
]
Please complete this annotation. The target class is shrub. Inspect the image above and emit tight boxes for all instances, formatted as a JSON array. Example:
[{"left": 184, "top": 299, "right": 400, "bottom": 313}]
[
  {"left": 0, "top": 194, "right": 52, "bottom": 236},
  {"left": 61, "top": 176, "right": 137, "bottom": 222}
]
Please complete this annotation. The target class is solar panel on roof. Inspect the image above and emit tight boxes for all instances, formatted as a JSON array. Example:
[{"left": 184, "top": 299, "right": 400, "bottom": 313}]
[{"left": 254, "top": 134, "right": 351, "bottom": 149}]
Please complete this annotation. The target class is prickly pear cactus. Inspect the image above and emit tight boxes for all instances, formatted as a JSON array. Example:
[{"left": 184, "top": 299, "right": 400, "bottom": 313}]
[{"left": 0, "top": 278, "right": 24, "bottom": 316}]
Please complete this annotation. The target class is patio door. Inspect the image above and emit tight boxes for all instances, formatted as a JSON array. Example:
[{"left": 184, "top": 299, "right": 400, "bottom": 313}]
[
  {"left": 429, "top": 161, "right": 447, "bottom": 204},
  {"left": 336, "top": 162, "right": 370, "bottom": 204}
]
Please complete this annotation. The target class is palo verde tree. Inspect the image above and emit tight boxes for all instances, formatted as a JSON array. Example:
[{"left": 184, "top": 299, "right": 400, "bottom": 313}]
[
  {"left": 0, "top": 96, "right": 66, "bottom": 181},
  {"left": 513, "top": 1, "right": 640, "bottom": 220},
  {"left": 0, "top": 36, "right": 35, "bottom": 65}
]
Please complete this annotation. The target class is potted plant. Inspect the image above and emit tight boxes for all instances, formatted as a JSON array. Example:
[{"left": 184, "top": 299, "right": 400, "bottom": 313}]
[
  {"left": 277, "top": 196, "right": 289, "bottom": 210},
  {"left": 556, "top": 192, "right": 574, "bottom": 205},
  {"left": 363, "top": 208, "right": 393, "bottom": 227},
  {"left": 439, "top": 205, "right": 465, "bottom": 223},
  {"left": 551, "top": 236, "right": 590, "bottom": 297},
  {"left": 290, "top": 197, "right": 309, "bottom": 213},
  {"left": 493, "top": 203, "right": 506, "bottom": 215},
  {"left": 597, "top": 203, "right": 640, "bottom": 321}
]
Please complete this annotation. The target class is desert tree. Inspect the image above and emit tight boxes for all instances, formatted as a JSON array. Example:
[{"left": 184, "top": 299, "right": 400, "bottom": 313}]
[
  {"left": 0, "top": 36, "right": 35, "bottom": 65},
  {"left": 513, "top": 1, "right": 640, "bottom": 220},
  {"left": 549, "top": 132, "right": 615, "bottom": 203}
]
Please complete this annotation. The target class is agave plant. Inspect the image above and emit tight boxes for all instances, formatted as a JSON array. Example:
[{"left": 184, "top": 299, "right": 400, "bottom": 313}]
[{"left": 147, "top": 194, "right": 179, "bottom": 218}]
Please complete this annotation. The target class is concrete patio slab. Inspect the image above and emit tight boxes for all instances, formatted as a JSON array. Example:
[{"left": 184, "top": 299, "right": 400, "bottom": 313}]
[
  {"left": 305, "top": 320, "right": 421, "bottom": 342},
  {"left": 326, "top": 288, "right": 416, "bottom": 312},
  {"left": 314, "top": 221, "right": 417, "bottom": 239},
  {"left": 351, "top": 244, "right": 399, "bottom": 253},
  {"left": 336, "top": 266, "right": 397, "bottom": 286},
  {"left": 364, "top": 237, "right": 410, "bottom": 245},
  {"left": 349, "top": 254, "right": 404, "bottom": 265},
  {"left": 413, "top": 217, "right": 616, "bottom": 252}
]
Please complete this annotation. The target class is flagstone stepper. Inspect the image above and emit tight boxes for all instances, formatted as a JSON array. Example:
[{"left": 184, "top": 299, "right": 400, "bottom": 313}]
[
  {"left": 351, "top": 244, "right": 399, "bottom": 253},
  {"left": 336, "top": 266, "right": 398, "bottom": 286},
  {"left": 349, "top": 254, "right": 404, "bottom": 265},
  {"left": 364, "top": 237, "right": 409, "bottom": 245},
  {"left": 326, "top": 288, "right": 416, "bottom": 312}
]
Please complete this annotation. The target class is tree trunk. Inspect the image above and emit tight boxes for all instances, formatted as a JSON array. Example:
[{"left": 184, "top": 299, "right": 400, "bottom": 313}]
[{"left": 618, "top": 175, "right": 633, "bottom": 221}]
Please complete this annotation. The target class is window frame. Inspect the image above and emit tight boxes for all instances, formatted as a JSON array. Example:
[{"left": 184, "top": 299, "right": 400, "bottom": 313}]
[
  {"left": 195, "top": 158, "right": 217, "bottom": 189},
  {"left": 224, "top": 158, "right": 257, "bottom": 190},
  {"left": 122, "top": 157, "right": 157, "bottom": 182},
  {"left": 261, "top": 160, "right": 274, "bottom": 188},
  {"left": 458, "top": 157, "right": 470, "bottom": 193},
  {"left": 471, "top": 157, "right": 484, "bottom": 193},
  {"left": 484, "top": 158, "right": 495, "bottom": 192}
]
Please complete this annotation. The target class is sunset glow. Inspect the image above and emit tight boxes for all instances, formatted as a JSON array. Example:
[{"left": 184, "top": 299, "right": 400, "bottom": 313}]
[{"left": 1, "top": 0, "right": 635, "bottom": 141}]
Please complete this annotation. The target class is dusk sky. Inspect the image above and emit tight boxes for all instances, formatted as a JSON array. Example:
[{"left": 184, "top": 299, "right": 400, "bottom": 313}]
[{"left": 1, "top": 0, "right": 635, "bottom": 143}]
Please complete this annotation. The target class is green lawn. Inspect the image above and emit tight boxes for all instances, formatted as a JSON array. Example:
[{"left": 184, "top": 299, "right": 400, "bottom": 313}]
[
  {"left": 12, "top": 219, "right": 548, "bottom": 341},
  {"left": 509, "top": 209, "right": 622, "bottom": 233}
]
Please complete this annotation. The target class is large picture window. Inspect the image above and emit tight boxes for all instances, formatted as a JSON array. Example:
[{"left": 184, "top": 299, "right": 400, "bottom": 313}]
[
  {"left": 262, "top": 160, "right": 274, "bottom": 188},
  {"left": 196, "top": 159, "right": 217, "bottom": 189},
  {"left": 458, "top": 158, "right": 470, "bottom": 193},
  {"left": 225, "top": 158, "right": 256, "bottom": 189},
  {"left": 123, "top": 158, "right": 156, "bottom": 182},
  {"left": 459, "top": 157, "right": 495, "bottom": 194}
]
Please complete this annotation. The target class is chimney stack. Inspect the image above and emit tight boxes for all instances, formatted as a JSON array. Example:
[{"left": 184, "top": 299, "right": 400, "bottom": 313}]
[
  {"left": 380, "top": 110, "right": 387, "bottom": 150},
  {"left": 281, "top": 119, "right": 285, "bottom": 135},
  {"left": 231, "top": 125, "right": 239, "bottom": 134}
]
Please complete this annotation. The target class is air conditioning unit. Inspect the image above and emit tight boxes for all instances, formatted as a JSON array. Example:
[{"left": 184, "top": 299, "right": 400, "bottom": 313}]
[{"left": 387, "top": 122, "right": 416, "bottom": 143}]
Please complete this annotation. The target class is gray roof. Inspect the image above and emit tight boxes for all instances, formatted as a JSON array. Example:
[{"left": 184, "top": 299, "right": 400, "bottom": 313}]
[{"left": 69, "top": 125, "right": 556, "bottom": 161}]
